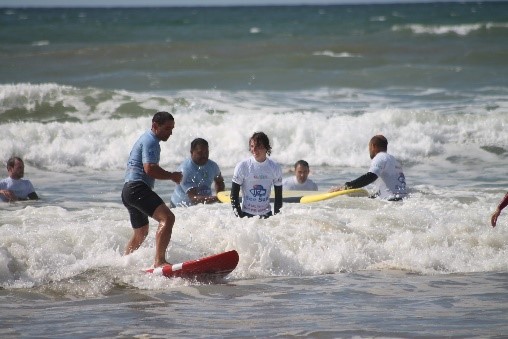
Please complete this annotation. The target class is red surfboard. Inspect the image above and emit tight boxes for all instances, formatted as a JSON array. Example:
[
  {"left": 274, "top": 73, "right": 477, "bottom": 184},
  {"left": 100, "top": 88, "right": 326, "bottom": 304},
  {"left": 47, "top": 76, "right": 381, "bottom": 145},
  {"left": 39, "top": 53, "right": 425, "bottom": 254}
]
[{"left": 145, "top": 250, "right": 239, "bottom": 281}]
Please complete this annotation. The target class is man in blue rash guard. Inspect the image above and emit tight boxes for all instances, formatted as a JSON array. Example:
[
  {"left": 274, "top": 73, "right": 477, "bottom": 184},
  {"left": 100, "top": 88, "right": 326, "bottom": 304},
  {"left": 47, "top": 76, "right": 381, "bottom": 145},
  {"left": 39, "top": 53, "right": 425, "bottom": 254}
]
[
  {"left": 122, "top": 111, "right": 182, "bottom": 268},
  {"left": 170, "top": 137, "right": 225, "bottom": 207}
]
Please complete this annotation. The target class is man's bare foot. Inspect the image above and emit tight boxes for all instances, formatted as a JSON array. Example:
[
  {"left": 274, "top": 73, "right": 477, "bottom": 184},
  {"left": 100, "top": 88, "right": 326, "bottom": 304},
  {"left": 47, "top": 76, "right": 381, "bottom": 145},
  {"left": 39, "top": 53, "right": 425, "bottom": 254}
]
[{"left": 154, "top": 261, "right": 172, "bottom": 268}]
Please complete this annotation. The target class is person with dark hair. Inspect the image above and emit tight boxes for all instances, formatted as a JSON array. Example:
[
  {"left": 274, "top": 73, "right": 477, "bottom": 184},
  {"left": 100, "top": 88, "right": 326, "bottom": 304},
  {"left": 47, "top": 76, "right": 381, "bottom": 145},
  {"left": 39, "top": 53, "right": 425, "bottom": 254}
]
[
  {"left": 282, "top": 160, "right": 318, "bottom": 191},
  {"left": 491, "top": 192, "right": 508, "bottom": 227},
  {"left": 231, "top": 132, "right": 283, "bottom": 218},
  {"left": 122, "top": 111, "right": 182, "bottom": 268},
  {"left": 0, "top": 157, "right": 38, "bottom": 202},
  {"left": 330, "top": 135, "right": 407, "bottom": 201},
  {"left": 170, "top": 137, "right": 225, "bottom": 207}
]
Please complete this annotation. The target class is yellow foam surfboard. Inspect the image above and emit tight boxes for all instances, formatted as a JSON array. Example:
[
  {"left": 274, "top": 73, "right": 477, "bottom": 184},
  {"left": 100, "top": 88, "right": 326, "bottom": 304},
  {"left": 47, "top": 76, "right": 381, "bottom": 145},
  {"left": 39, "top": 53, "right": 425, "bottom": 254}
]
[
  {"left": 299, "top": 188, "right": 369, "bottom": 203},
  {"left": 217, "top": 188, "right": 368, "bottom": 204}
]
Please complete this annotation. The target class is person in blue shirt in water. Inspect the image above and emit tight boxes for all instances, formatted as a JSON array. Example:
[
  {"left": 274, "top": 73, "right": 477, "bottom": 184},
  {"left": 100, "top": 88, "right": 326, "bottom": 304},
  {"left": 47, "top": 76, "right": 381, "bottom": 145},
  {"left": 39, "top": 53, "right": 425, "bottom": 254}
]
[
  {"left": 171, "top": 138, "right": 225, "bottom": 207},
  {"left": 122, "top": 111, "right": 182, "bottom": 268}
]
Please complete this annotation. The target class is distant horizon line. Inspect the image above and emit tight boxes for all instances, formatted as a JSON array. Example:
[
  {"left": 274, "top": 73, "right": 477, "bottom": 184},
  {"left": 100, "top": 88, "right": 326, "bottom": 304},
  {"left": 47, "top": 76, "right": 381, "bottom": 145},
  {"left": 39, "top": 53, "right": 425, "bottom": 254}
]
[{"left": 1, "top": 0, "right": 505, "bottom": 9}]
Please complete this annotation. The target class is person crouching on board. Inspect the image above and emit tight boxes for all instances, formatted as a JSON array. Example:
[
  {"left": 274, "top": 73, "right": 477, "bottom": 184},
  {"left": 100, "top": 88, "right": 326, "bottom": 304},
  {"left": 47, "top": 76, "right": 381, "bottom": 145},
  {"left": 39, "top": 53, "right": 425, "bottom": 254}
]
[
  {"left": 170, "top": 137, "right": 225, "bottom": 207},
  {"left": 231, "top": 131, "right": 283, "bottom": 218},
  {"left": 0, "top": 156, "right": 39, "bottom": 202},
  {"left": 282, "top": 159, "right": 318, "bottom": 191},
  {"left": 329, "top": 135, "right": 408, "bottom": 201},
  {"left": 122, "top": 111, "right": 182, "bottom": 268}
]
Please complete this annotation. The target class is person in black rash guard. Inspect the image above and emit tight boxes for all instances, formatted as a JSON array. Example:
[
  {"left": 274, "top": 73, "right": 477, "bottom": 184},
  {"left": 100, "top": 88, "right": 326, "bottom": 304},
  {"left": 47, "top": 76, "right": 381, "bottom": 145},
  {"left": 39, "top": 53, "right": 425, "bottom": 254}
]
[
  {"left": 230, "top": 132, "right": 283, "bottom": 218},
  {"left": 329, "top": 135, "right": 408, "bottom": 201},
  {"left": 491, "top": 192, "right": 508, "bottom": 227}
]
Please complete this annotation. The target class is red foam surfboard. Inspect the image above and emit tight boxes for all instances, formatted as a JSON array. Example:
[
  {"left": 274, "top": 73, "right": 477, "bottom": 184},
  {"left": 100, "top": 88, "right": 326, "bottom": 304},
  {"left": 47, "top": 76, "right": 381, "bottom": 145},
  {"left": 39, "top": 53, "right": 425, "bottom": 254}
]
[{"left": 145, "top": 250, "right": 239, "bottom": 281}]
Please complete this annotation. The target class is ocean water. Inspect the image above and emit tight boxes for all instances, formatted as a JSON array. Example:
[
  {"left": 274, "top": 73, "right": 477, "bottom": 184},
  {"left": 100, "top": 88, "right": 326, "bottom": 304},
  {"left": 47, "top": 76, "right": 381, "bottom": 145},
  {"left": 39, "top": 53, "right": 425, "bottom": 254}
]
[{"left": 1, "top": 3, "right": 508, "bottom": 338}]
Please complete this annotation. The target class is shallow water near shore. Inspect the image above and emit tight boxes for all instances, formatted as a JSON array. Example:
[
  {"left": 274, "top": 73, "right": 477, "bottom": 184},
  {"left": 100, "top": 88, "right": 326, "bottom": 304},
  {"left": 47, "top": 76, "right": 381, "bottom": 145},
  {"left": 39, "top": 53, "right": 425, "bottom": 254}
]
[
  {"left": 2, "top": 271, "right": 508, "bottom": 338},
  {"left": 1, "top": 166, "right": 508, "bottom": 337}
]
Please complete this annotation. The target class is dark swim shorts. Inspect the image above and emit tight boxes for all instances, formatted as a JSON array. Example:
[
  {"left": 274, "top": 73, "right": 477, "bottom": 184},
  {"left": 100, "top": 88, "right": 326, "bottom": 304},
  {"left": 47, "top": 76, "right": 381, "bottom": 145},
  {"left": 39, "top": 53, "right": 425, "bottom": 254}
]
[{"left": 121, "top": 181, "right": 164, "bottom": 228}]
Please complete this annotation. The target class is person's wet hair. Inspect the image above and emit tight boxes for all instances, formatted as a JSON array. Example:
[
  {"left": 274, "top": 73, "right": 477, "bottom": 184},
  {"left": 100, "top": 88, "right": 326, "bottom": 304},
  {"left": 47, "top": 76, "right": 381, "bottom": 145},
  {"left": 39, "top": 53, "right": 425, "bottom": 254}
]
[
  {"left": 7, "top": 156, "right": 22, "bottom": 169},
  {"left": 294, "top": 160, "right": 309, "bottom": 169},
  {"left": 191, "top": 138, "right": 209, "bottom": 151},
  {"left": 152, "top": 111, "right": 174, "bottom": 125},
  {"left": 249, "top": 132, "right": 272, "bottom": 156},
  {"left": 370, "top": 135, "right": 388, "bottom": 151}
]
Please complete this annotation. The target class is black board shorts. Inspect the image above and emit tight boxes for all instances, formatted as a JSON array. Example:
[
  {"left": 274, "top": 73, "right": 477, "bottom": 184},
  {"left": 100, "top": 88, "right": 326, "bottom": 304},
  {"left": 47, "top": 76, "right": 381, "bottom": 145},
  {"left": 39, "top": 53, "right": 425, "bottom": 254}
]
[{"left": 122, "top": 181, "right": 164, "bottom": 229}]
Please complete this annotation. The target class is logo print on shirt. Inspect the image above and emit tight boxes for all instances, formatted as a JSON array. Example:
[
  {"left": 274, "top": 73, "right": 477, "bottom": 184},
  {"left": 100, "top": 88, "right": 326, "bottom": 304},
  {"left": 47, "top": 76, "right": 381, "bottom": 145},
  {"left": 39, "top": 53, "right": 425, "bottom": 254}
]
[
  {"left": 250, "top": 184, "right": 267, "bottom": 197},
  {"left": 254, "top": 174, "right": 268, "bottom": 179}
]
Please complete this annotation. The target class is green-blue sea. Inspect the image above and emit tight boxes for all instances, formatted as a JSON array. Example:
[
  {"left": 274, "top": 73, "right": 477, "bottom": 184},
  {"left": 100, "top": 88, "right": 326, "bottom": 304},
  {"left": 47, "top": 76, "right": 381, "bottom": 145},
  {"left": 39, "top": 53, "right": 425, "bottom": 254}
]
[{"left": 1, "top": 3, "right": 508, "bottom": 337}]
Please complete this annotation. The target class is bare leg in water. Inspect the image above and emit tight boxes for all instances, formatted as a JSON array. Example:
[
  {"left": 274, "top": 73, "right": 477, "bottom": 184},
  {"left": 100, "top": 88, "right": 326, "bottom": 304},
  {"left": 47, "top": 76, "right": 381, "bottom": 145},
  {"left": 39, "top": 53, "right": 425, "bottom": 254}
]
[{"left": 125, "top": 203, "right": 175, "bottom": 267}]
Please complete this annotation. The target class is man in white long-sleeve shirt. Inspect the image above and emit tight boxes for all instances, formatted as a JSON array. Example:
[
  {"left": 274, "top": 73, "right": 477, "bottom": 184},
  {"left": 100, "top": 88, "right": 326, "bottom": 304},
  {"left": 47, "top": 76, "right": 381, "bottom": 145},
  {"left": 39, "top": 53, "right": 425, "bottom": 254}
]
[{"left": 330, "top": 135, "right": 408, "bottom": 201}]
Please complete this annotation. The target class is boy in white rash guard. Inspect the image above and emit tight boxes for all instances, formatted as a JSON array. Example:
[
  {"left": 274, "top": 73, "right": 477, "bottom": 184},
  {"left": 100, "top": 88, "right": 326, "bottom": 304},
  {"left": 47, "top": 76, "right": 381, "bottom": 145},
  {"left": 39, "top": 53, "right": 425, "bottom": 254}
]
[
  {"left": 0, "top": 157, "right": 38, "bottom": 202},
  {"left": 282, "top": 160, "right": 318, "bottom": 191},
  {"left": 231, "top": 132, "right": 283, "bottom": 218},
  {"left": 330, "top": 135, "right": 408, "bottom": 201}
]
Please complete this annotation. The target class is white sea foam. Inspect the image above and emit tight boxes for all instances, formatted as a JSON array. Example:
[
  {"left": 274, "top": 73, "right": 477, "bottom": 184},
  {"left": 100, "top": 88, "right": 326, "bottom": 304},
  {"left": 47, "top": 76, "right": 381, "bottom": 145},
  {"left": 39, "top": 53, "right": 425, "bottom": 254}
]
[
  {"left": 1, "top": 187, "right": 507, "bottom": 290},
  {"left": 393, "top": 22, "right": 508, "bottom": 36},
  {"left": 0, "top": 84, "right": 507, "bottom": 173},
  {"left": 31, "top": 40, "right": 50, "bottom": 47},
  {"left": 0, "top": 83, "right": 506, "bottom": 290},
  {"left": 0, "top": 107, "right": 505, "bottom": 172},
  {"left": 1, "top": 82, "right": 507, "bottom": 291},
  {"left": 313, "top": 50, "right": 361, "bottom": 58}
]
